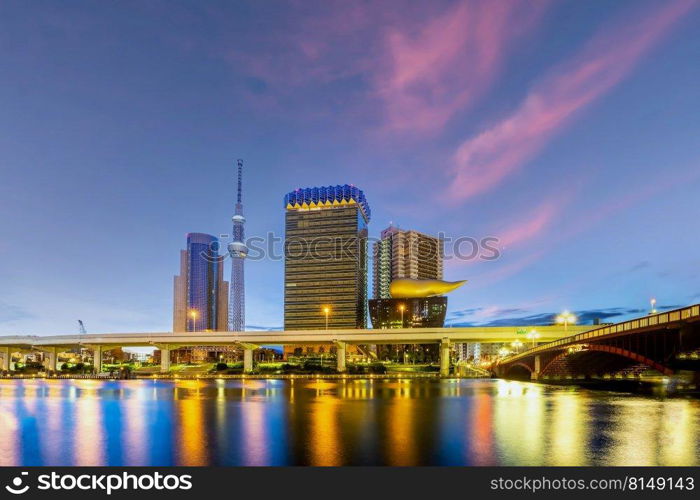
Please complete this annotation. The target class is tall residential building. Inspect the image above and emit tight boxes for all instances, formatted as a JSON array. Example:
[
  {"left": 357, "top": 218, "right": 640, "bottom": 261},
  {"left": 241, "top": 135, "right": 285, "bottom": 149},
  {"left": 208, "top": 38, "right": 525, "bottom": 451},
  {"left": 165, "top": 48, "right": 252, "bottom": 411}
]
[
  {"left": 370, "top": 226, "right": 446, "bottom": 363},
  {"left": 173, "top": 233, "right": 229, "bottom": 332},
  {"left": 283, "top": 185, "right": 370, "bottom": 331},
  {"left": 373, "top": 225, "right": 443, "bottom": 299},
  {"left": 227, "top": 159, "right": 247, "bottom": 332}
]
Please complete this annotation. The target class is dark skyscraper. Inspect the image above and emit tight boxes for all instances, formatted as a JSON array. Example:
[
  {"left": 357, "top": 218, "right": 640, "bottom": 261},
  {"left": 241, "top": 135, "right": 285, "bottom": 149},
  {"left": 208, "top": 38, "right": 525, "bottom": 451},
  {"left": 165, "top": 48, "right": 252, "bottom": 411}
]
[
  {"left": 173, "top": 233, "right": 228, "bottom": 332},
  {"left": 283, "top": 185, "right": 370, "bottom": 332}
]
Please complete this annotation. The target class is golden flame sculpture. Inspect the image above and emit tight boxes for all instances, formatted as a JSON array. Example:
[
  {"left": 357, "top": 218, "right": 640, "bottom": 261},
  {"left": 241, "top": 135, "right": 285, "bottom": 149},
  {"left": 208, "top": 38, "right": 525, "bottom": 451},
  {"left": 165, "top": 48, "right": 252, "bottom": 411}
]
[{"left": 389, "top": 278, "right": 467, "bottom": 298}]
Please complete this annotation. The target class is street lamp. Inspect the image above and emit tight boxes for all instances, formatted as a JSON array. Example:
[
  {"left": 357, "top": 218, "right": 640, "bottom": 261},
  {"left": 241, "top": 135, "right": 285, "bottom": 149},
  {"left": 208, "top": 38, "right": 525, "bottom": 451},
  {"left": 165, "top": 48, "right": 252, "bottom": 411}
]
[
  {"left": 398, "top": 304, "right": 407, "bottom": 362},
  {"left": 398, "top": 304, "right": 406, "bottom": 327},
  {"left": 650, "top": 298, "right": 657, "bottom": 314},
  {"left": 189, "top": 309, "right": 199, "bottom": 332},
  {"left": 511, "top": 340, "right": 523, "bottom": 352},
  {"left": 556, "top": 311, "right": 576, "bottom": 331},
  {"left": 526, "top": 329, "right": 540, "bottom": 348},
  {"left": 323, "top": 306, "right": 330, "bottom": 330}
]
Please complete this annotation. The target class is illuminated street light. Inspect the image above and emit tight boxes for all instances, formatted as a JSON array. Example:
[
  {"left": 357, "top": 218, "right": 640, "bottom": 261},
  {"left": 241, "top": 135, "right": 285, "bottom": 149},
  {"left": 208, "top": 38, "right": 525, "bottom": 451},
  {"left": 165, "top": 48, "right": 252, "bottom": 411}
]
[
  {"left": 650, "top": 298, "right": 658, "bottom": 314},
  {"left": 511, "top": 340, "right": 523, "bottom": 352},
  {"left": 398, "top": 304, "right": 406, "bottom": 327},
  {"left": 189, "top": 309, "right": 199, "bottom": 332},
  {"left": 526, "top": 329, "right": 540, "bottom": 348},
  {"left": 498, "top": 347, "right": 511, "bottom": 358},
  {"left": 323, "top": 306, "right": 331, "bottom": 330},
  {"left": 556, "top": 311, "right": 577, "bottom": 331}
]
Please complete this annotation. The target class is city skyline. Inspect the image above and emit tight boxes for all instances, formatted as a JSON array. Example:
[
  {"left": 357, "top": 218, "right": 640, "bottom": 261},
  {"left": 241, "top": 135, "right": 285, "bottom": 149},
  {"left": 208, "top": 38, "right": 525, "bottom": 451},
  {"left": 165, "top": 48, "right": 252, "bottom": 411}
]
[{"left": 1, "top": 0, "right": 700, "bottom": 335}]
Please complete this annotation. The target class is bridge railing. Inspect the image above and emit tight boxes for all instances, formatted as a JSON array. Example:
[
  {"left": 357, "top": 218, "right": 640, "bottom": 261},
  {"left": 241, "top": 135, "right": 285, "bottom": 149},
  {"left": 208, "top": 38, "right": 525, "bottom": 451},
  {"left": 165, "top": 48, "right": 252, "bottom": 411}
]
[{"left": 499, "top": 304, "right": 700, "bottom": 365}]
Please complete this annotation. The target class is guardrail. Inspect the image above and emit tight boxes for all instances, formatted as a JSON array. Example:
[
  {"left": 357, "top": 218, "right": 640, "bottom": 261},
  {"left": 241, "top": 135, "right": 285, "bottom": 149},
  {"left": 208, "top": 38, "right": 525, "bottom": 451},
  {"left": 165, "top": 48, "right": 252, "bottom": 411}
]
[
  {"left": 0, "top": 373, "right": 117, "bottom": 380},
  {"left": 498, "top": 304, "right": 700, "bottom": 365}
]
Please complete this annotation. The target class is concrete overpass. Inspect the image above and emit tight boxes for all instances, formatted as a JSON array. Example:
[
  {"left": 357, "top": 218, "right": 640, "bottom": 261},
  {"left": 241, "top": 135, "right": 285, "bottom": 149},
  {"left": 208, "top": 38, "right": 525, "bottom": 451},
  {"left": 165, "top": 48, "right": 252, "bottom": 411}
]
[{"left": 0, "top": 324, "right": 593, "bottom": 376}]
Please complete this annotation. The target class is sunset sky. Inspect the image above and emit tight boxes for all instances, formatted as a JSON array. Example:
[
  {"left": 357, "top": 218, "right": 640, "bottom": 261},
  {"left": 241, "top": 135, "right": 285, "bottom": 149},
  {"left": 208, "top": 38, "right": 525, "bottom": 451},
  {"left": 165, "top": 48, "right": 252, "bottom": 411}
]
[{"left": 1, "top": 0, "right": 699, "bottom": 334}]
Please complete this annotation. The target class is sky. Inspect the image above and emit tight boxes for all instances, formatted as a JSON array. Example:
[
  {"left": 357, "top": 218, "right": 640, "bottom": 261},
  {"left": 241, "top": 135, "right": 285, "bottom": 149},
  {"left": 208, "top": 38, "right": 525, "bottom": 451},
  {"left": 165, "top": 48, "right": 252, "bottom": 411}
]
[{"left": 1, "top": 0, "right": 699, "bottom": 335}]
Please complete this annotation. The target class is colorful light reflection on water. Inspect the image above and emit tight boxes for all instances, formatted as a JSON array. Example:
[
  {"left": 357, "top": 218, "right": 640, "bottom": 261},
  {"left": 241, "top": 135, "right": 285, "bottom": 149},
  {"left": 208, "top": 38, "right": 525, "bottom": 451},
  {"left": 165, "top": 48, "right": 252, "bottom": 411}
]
[{"left": 0, "top": 378, "right": 698, "bottom": 466}]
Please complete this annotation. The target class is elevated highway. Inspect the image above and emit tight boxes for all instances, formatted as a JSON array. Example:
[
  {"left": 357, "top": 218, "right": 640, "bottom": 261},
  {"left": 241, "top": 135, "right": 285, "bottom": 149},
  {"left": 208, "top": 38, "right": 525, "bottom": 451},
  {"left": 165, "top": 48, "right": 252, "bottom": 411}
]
[{"left": 0, "top": 324, "right": 592, "bottom": 375}]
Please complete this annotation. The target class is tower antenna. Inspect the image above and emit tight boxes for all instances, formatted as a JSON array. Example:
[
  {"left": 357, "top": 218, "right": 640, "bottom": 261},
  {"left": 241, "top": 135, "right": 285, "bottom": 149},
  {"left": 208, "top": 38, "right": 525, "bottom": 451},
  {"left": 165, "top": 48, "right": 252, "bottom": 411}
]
[{"left": 228, "top": 159, "right": 247, "bottom": 331}]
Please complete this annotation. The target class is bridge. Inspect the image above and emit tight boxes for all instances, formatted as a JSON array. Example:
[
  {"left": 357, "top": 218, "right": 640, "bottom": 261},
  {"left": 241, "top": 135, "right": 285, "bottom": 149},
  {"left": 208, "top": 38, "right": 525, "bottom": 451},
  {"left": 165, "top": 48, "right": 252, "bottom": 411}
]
[
  {"left": 495, "top": 304, "right": 700, "bottom": 382},
  {"left": 0, "top": 324, "right": 592, "bottom": 376}
]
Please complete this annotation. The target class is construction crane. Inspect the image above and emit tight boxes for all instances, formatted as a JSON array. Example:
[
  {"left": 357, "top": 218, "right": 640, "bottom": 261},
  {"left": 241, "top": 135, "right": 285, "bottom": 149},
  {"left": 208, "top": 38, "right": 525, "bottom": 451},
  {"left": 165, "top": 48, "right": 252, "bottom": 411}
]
[{"left": 76, "top": 320, "right": 88, "bottom": 362}]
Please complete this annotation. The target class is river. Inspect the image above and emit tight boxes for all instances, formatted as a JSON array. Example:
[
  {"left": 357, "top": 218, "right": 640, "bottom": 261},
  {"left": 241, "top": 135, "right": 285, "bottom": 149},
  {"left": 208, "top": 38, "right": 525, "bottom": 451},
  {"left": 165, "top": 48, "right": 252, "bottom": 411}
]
[{"left": 0, "top": 378, "right": 698, "bottom": 466}]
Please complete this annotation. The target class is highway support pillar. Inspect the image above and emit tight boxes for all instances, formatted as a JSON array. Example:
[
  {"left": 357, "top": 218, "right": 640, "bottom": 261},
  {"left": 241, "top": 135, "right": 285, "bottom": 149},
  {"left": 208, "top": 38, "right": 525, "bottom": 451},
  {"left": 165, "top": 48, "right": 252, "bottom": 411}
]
[
  {"left": 1, "top": 347, "right": 9, "bottom": 371},
  {"left": 93, "top": 345, "right": 103, "bottom": 373},
  {"left": 160, "top": 346, "right": 171, "bottom": 373},
  {"left": 531, "top": 355, "right": 541, "bottom": 381},
  {"left": 680, "top": 326, "right": 700, "bottom": 352},
  {"left": 43, "top": 347, "right": 58, "bottom": 372},
  {"left": 243, "top": 348, "right": 254, "bottom": 374},
  {"left": 440, "top": 338, "right": 451, "bottom": 377},
  {"left": 335, "top": 341, "right": 346, "bottom": 373}
]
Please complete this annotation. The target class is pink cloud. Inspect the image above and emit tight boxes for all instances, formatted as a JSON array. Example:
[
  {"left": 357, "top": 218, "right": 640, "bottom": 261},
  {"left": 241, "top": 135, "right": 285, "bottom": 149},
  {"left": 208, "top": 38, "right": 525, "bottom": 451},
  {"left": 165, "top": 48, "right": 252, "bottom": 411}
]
[
  {"left": 445, "top": 197, "right": 565, "bottom": 272},
  {"left": 223, "top": 1, "right": 381, "bottom": 111},
  {"left": 562, "top": 164, "right": 700, "bottom": 241},
  {"left": 375, "top": 0, "right": 548, "bottom": 134},
  {"left": 446, "top": 162, "right": 699, "bottom": 286},
  {"left": 222, "top": 1, "right": 548, "bottom": 134},
  {"left": 472, "top": 250, "right": 546, "bottom": 288},
  {"left": 496, "top": 201, "right": 561, "bottom": 250},
  {"left": 447, "top": 0, "right": 696, "bottom": 203}
]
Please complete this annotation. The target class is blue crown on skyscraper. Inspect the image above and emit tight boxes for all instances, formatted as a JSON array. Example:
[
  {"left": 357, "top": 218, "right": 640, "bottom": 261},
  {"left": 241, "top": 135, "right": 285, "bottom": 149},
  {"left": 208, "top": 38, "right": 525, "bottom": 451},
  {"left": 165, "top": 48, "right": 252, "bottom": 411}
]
[{"left": 284, "top": 184, "right": 371, "bottom": 221}]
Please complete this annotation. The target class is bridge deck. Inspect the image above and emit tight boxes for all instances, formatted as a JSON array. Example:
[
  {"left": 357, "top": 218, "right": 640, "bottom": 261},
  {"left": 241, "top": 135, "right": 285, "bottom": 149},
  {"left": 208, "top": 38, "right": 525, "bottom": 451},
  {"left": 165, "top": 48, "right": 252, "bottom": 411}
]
[
  {"left": 0, "top": 325, "right": 594, "bottom": 349},
  {"left": 499, "top": 304, "right": 700, "bottom": 366}
]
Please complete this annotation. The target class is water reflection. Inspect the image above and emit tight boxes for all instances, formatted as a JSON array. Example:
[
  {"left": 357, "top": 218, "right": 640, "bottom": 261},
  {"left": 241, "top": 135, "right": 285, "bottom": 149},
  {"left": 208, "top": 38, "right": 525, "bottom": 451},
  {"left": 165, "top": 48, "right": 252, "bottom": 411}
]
[
  {"left": 469, "top": 393, "right": 495, "bottom": 465},
  {"left": 386, "top": 388, "right": 417, "bottom": 465},
  {"left": 494, "top": 381, "right": 545, "bottom": 465},
  {"left": 309, "top": 386, "right": 342, "bottom": 466},
  {"left": 123, "top": 382, "right": 147, "bottom": 466},
  {"left": 74, "top": 381, "right": 106, "bottom": 465},
  {"left": 549, "top": 392, "right": 588, "bottom": 465},
  {"left": 240, "top": 382, "right": 270, "bottom": 466},
  {"left": 0, "top": 378, "right": 698, "bottom": 466}
]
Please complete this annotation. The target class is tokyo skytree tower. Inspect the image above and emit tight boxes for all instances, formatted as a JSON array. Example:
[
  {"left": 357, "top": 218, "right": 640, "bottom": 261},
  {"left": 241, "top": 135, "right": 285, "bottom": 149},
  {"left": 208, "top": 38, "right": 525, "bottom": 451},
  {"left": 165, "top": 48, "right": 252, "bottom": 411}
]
[{"left": 228, "top": 159, "right": 247, "bottom": 331}]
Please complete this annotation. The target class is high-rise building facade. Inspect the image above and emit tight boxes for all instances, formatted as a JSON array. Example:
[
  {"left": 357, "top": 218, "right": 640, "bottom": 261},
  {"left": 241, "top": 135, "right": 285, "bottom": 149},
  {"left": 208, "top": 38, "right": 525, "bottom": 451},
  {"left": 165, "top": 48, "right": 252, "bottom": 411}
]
[
  {"left": 283, "top": 185, "right": 370, "bottom": 331},
  {"left": 370, "top": 226, "right": 445, "bottom": 362},
  {"left": 373, "top": 225, "right": 443, "bottom": 299},
  {"left": 173, "top": 233, "right": 229, "bottom": 332}
]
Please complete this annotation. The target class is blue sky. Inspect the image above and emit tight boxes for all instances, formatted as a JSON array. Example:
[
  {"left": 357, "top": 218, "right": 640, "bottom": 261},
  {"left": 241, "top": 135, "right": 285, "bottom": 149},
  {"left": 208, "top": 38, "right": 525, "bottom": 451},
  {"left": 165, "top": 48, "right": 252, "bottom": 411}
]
[{"left": 1, "top": 0, "right": 699, "bottom": 334}]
